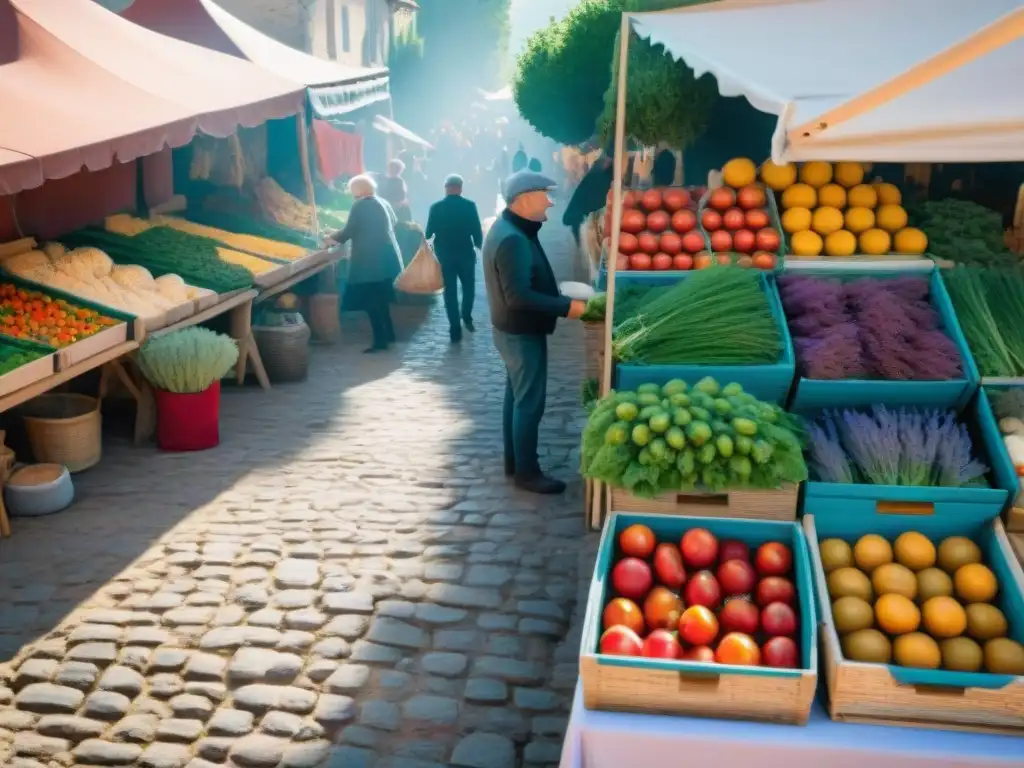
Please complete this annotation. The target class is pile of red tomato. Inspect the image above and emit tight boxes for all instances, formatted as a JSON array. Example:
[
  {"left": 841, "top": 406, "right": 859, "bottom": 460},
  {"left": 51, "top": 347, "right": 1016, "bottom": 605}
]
[
  {"left": 605, "top": 185, "right": 778, "bottom": 272},
  {"left": 599, "top": 523, "right": 802, "bottom": 669}
]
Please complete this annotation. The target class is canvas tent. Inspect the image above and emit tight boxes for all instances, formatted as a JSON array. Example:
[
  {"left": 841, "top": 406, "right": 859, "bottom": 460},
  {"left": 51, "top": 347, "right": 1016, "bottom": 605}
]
[
  {"left": 121, "top": 0, "right": 390, "bottom": 117},
  {"left": 629, "top": 0, "right": 1024, "bottom": 163}
]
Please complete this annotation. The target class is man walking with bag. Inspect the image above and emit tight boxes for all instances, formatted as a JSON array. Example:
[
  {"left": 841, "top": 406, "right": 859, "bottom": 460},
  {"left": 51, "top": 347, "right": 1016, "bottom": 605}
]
[
  {"left": 425, "top": 174, "right": 484, "bottom": 343},
  {"left": 483, "top": 171, "right": 586, "bottom": 495}
]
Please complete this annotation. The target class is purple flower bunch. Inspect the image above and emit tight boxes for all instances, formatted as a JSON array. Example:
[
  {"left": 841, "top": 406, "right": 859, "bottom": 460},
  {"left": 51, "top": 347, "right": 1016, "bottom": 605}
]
[
  {"left": 778, "top": 275, "right": 963, "bottom": 381},
  {"left": 807, "top": 406, "right": 989, "bottom": 487}
]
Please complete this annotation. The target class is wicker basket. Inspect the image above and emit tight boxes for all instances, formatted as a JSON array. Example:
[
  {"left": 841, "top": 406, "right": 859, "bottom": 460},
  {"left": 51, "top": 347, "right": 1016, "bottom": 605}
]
[
  {"left": 583, "top": 321, "right": 606, "bottom": 381},
  {"left": 254, "top": 322, "right": 311, "bottom": 383},
  {"left": 307, "top": 294, "right": 342, "bottom": 344},
  {"left": 20, "top": 393, "right": 102, "bottom": 472}
]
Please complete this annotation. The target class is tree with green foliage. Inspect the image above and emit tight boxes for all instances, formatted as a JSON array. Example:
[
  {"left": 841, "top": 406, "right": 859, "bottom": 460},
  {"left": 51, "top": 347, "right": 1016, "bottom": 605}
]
[{"left": 513, "top": 0, "right": 717, "bottom": 148}]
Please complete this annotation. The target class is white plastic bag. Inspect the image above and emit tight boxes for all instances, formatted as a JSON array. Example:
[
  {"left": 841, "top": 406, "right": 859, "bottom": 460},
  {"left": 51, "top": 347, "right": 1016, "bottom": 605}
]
[{"left": 394, "top": 237, "right": 443, "bottom": 294}]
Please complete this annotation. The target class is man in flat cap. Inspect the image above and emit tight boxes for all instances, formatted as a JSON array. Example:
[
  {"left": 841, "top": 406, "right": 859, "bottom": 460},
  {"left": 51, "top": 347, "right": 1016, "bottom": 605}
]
[
  {"left": 482, "top": 170, "right": 586, "bottom": 495},
  {"left": 425, "top": 174, "right": 484, "bottom": 342}
]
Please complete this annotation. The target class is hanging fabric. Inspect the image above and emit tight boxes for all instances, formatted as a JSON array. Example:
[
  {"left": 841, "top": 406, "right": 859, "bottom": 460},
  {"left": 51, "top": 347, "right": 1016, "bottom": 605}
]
[{"left": 312, "top": 119, "right": 364, "bottom": 181}]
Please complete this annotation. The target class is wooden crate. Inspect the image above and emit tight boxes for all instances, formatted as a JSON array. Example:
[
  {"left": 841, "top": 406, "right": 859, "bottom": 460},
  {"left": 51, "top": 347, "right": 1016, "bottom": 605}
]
[
  {"left": 0, "top": 353, "right": 56, "bottom": 398},
  {"left": 805, "top": 513, "right": 1024, "bottom": 735},
  {"left": 581, "top": 512, "right": 817, "bottom": 724},
  {"left": 583, "top": 321, "right": 606, "bottom": 381},
  {"left": 1008, "top": 506, "right": 1024, "bottom": 533},
  {"left": 609, "top": 483, "right": 798, "bottom": 521},
  {"left": 56, "top": 323, "right": 129, "bottom": 370}
]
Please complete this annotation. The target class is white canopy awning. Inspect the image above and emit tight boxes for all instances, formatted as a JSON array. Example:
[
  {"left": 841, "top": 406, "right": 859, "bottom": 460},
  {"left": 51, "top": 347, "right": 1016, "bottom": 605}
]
[
  {"left": 629, "top": 0, "right": 1024, "bottom": 163},
  {"left": 372, "top": 115, "right": 434, "bottom": 150}
]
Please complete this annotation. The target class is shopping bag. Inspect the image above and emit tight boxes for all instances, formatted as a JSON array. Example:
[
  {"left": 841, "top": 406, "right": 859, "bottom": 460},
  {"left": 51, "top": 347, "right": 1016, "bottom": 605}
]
[{"left": 394, "top": 237, "right": 443, "bottom": 294}]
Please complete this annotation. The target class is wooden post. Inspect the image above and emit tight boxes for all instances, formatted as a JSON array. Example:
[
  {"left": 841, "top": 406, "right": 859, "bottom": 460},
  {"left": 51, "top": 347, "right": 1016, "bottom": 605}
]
[
  {"left": 297, "top": 109, "right": 319, "bottom": 233},
  {"left": 589, "top": 13, "right": 632, "bottom": 532}
]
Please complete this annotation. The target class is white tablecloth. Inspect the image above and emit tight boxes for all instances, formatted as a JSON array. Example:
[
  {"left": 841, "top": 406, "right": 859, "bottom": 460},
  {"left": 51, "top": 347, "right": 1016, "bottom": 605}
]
[{"left": 560, "top": 685, "right": 1023, "bottom": 768}]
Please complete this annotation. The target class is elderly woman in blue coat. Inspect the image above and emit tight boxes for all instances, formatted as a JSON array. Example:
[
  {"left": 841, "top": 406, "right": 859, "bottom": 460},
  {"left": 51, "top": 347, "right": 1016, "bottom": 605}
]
[{"left": 329, "top": 174, "right": 404, "bottom": 353}]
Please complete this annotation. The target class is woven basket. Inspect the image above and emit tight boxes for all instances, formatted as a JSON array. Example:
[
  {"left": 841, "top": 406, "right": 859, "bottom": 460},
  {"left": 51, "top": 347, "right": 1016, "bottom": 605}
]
[
  {"left": 583, "top": 321, "right": 606, "bottom": 381},
  {"left": 20, "top": 393, "right": 102, "bottom": 472},
  {"left": 307, "top": 294, "right": 342, "bottom": 344},
  {"left": 254, "top": 322, "right": 311, "bottom": 383}
]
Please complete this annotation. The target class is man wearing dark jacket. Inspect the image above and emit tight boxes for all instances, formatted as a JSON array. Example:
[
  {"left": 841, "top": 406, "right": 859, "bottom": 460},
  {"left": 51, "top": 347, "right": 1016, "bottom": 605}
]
[
  {"left": 483, "top": 171, "right": 586, "bottom": 494},
  {"left": 563, "top": 140, "right": 635, "bottom": 246},
  {"left": 425, "top": 174, "right": 484, "bottom": 342}
]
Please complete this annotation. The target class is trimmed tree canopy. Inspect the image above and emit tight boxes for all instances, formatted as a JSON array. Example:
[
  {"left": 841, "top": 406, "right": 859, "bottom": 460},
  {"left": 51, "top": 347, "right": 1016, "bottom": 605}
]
[{"left": 513, "top": 0, "right": 717, "bottom": 148}]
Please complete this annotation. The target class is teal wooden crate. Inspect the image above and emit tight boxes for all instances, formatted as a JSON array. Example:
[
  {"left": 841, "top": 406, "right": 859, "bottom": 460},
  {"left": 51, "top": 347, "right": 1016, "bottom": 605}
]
[
  {"left": 613, "top": 272, "right": 795, "bottom": 404},
  {"left": 580, "top": 511, "right": 817, "bottom": 723},
  {"left": 803, "top": 395, "right": 1009, "bottom": 521},
  {"left": 978, "top": 385, "right": 1024, "bottom": 514},
  {"left": 805, "top": 505, "right": 1024, "bottom": 731},
  {"left": 787, "top": 269, "right": 979, "bottom": 412}
]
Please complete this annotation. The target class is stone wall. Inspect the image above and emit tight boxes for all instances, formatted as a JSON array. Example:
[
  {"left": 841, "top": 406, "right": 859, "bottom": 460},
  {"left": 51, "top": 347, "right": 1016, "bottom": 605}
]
[{"left": 216, "top": 0, "right": 310, "bottom": 52}]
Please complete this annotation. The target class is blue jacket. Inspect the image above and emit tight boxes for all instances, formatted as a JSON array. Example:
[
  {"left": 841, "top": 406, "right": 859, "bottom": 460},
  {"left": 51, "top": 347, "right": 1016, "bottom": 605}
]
[{"left": 425, "top": 194, "right": 483, "bottom": 261}]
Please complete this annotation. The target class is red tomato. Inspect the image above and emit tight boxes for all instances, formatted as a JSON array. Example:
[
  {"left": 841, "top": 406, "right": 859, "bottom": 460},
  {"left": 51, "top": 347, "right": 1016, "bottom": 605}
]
[
  {"left": 710, "top": 230, "right": 733, "bottom": 252},
  {"left": 735, "top": 255, "right": 754, "bottom": 268},
  {"left": 693, "top": 251, "right": 713, "bottom": 269},
  {"left": 681, "top": 231, "right": 706, "bottom": 254},
  {"left": 659, "top": 231, "right": 683, "bottom": 255},
  {"left": 629, "top": 252, "right": 653, "bottom": 270},
  {"left": 672, "top": 253, "right": 693, "bottom": 270},
  {"left": 621, "top": 209, "right": 647, "bottom": 234},
  {"left": 755, "top": 228, "right": 781, "bottom": 253},
  {"left": 642, "top": 188, "right": 663, "bottom": 212},
  {"left": 722, "top": 208, "right": 746, "bottom": 231},
  {"left": 732, "top": 229, "right": 756, "bottom": 254},
  {"left": 715, "top": 252, "right": 735, "bottom": 266},
  {"left": 615, "top": 253, "right": 630, "bottom": 271},
  {"left": 618, "top": 232, "right": 639, "bottom": 254},
  {"left": 622, "top": 190, "right": 637, "bottom": 209},
  {"left": 651, "top": 253, "right": 673, "bottom": 271},
  {"left": 599, "top": 625, "right": 643, "bottom": 656},
  {"left": 752, "top": 251, "right": 777, "bottom": 270},
  {"left": 744, "top": 209, "right": 770, "bottom": 230},
  {"left": 709, "top": 187, "right": 736, "bottom": 211},
  {"left": 619, "top": 524, "right": 656, "bottom": 558},
  {"left": 678, "top": 605, "right": 719, "bottom": 646},
  {"left": 737, "top": 184, "right": 767, "bottom": 210},
  {"left": 637, "top": 231, "right": 660, "bottom": 254},
  {"left": 701, "top": 209, "right": 722, "bottom": 231},
  {"left": 762, "top": 636, "right": 799, "bottom": 669},
  {"left": 683, "top": 645, "right": 715, "bottom": 662},
  {"left": 671, "top": 209, "right": 697, "bottom": 233},
  {"left": 642, "top": 629, "right": 683, "bottom": 659},
  {"left": 644, "top": 586, "right": 683, "bottom": 631},
  {"left": 662, "top": 187, "right": 691, "bottom": 212},
  {"left": 603, "top": 597, "right": 644, "bottom": 634},
  {"left": 611, "top": 557, "right": 653, "bottom": 599},
  {"left": 755, "top": 542, "right": 793, "bottom": 576},
  {"left": 646, "top": 210, "right": 670, "bottom": 233}
]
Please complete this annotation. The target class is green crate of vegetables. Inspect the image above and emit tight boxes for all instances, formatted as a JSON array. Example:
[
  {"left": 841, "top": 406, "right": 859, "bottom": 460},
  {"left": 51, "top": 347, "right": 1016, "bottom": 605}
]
[{"left": 0, "top": 336, "right": 56, "bottom": 397}]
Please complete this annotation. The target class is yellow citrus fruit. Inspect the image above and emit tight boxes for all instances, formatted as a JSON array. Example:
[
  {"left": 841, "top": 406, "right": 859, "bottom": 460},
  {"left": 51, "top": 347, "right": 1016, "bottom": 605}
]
[
  {"left": 894, "top": 633, "right": 942, "bottom": 669},
  {"left": 791, "top": 230, "right": 824, "bottom": 257},
  {"left": 781, "top": 207, "right": 813, "bottom": 234},
  {"left": 859, "top": 228, "right": 891, "bottom": 255},
  {"left": 812, "top": 206, "right": 845, "bottom": 236},
  {"left": 824, "top": 230, "right": 857, "bottom": 257},
  {"left": 847, "top": 184, "right": 878, "bottom": 209},
  {"left": 844, "top": 207, "right": 875, "bottom": 234},
  {"left": 760, "top": 160, "right": 797, "bottom": 191},
  {"left": 799, "top": 161, "right": 833, "bottom": 188},
  {"left": 854, "top": 534, "right": 893, "bottom": 573},
  {"left": 893, "top": 531, "right": 936, "bottom": 571},
  {"left": 965, "top": 603, "right": 1008, "bottom": 641},
  {"left": 921, "top": 596, "right": 967, "bottom": 639},
  {"left": 874, "top": 182, "right": 902, "bottom": 205},
  {"left": 954, "top": 563, "right": 998, "bottom": 603},
  {"left": 876, "top": 204, "right": 909, "bottom": 233},
  {"left": 893, "top": 227, "right": 928, "bottom": 255},
  {"left": 781, "top": 183, "right": 817, "bottom": 209},
  {"left": 817, "top": 183, "right": 847, "bottom": 209},
  {"left": 875, "top": 593, "right": 921, "bottom": 635},
  {"left": 833, "top": 162, "right": 865, "bottom": 188},
  {"left": 722, "top": 157, "right": 758, "bottom": 188}
]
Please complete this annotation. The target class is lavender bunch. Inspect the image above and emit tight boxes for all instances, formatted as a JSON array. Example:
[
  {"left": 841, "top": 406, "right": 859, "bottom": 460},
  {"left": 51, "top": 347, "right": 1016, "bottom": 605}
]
[
  {"left": 806, "top": 419, "right": 856, "bottom": 483},
  {"left": 882, "top": 276, "right": 931, "bottom": 303},
  {"left": 896, "top": 409, "right": 932, "bottom": 486},
  {"left": 796, "top": 323, "right": 867, "bottom": 379},
  {"left": 838, "top": 408, "right": 902, "bottom": 485},
  {"left": 934, "top": 418, "right": 989, "bottom": 487}
]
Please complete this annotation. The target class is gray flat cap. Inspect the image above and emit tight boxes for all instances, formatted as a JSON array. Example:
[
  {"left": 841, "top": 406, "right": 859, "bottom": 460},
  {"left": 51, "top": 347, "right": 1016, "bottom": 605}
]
[
  {"left": 444, "top": 173, "right": 464, "bottom": 187},
  {"left": 503, "top": 170, "right": 557, "bottom": 203}
]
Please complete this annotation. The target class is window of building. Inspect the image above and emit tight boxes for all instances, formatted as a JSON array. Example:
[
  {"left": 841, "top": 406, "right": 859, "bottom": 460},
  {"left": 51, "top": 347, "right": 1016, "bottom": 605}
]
[
  {"left": 326, "top": 0, "right": 337, "bottom": 59},
  {"left": 341, "top": 5, "right": 351, "bottom": 53}
]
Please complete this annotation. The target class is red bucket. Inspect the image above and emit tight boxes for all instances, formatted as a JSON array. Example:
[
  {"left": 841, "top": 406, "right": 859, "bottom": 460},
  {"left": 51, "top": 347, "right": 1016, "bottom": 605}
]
[{"left": 154, "top": 381, "right": 221, "bottom": 452}]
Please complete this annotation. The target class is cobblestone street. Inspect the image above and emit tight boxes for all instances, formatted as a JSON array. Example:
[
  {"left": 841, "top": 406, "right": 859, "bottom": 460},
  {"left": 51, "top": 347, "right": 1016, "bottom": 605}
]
[{"left": 0, "top": 212, "right": 598, "bottom": 768}]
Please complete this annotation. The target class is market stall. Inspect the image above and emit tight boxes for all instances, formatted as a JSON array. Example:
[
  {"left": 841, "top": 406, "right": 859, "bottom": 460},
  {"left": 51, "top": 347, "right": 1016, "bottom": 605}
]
[{"left": 569, "top": 0, "right": 1024, "bottom": 761}]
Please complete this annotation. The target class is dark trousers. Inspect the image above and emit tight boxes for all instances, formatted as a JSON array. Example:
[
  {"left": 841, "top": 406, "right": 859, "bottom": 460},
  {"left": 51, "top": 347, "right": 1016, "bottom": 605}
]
[
  {"left": 346, "top": 280, "right": 395, "bottom": 348},
  {"left": 492, "top": 329, "right": 548, "bottom": 478},
  {"left": 569, "top": 222, "right": 582, "bottom": 247},
  {"left": 439, "top": 253, "right": 476, "bottom": 333}
]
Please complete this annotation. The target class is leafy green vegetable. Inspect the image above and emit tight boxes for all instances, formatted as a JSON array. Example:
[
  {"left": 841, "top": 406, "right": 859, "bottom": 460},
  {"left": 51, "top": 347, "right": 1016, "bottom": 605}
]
[
  {"left": 0, "top": 343, "right": 46, "bottom": 376},
  {"left": 137, "top": 327, "right": 238, "bottom": 394},
  {"left": 944, "top": 266, "right": 1024, "bottom": 376},
  {"left": 908, "top": 199, "right": 1015, "bottom": 267}
]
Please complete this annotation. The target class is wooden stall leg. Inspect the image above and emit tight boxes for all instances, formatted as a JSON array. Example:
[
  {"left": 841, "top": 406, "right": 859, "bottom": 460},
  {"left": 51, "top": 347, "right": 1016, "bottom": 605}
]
[
  {"left": 230, "top": 299, "right": 270, "bottom": 390},
  {"left": 100, "top": 357, "right": 157, "bottom": 445}
]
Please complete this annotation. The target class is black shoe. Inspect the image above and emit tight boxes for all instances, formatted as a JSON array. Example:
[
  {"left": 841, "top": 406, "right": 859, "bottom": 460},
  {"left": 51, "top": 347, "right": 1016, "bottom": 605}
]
[
  {"left": 515, "top": 474, "right": 567, "bottom": 495},
  {"left": 450, "top": 329, "right": 462, "bottom": 344},
  {"left": 463, "top": 319, "right": 476, "bottom": 333},
  {"left": 504, "top": 458, "right": 515, "bottom": 477},
  {"left": 363, "top": 344, "right": 389, "bottom": 354}
]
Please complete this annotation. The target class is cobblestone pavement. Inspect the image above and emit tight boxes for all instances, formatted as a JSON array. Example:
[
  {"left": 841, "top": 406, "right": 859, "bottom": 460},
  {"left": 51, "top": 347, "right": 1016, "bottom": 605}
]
[{"left": 0, "top": 212, "right": 599, "bottom": 767}]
